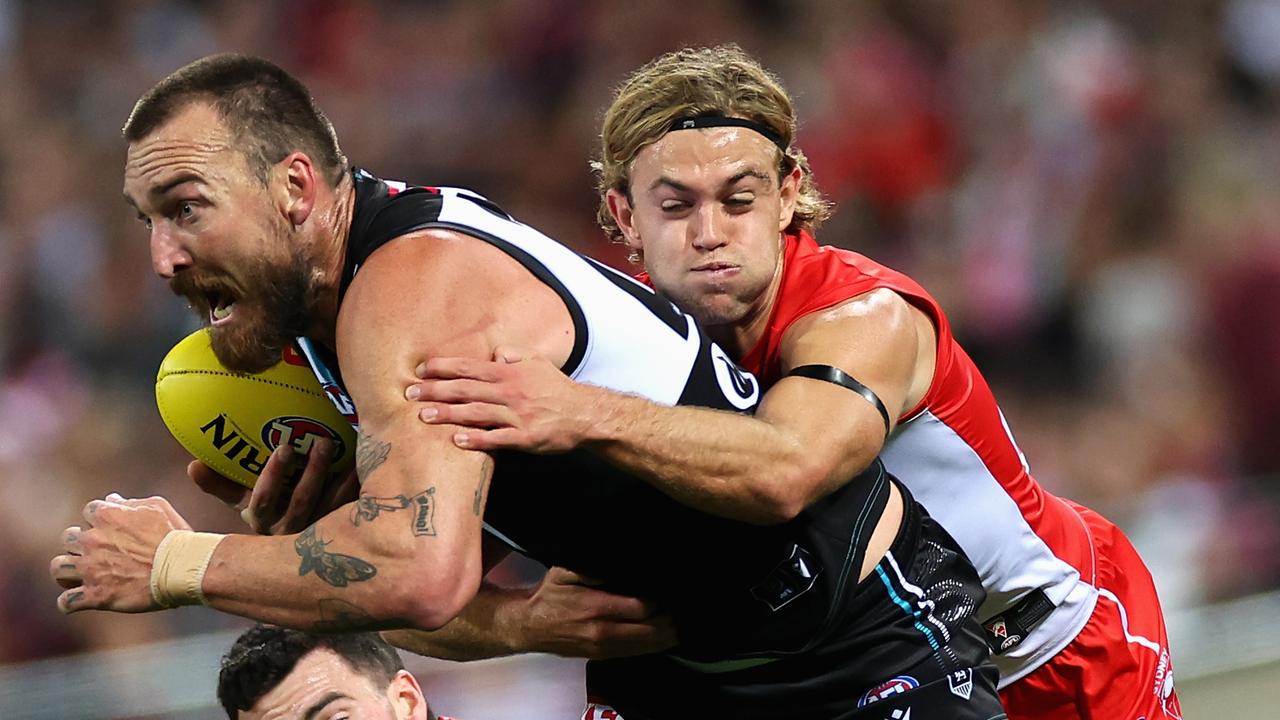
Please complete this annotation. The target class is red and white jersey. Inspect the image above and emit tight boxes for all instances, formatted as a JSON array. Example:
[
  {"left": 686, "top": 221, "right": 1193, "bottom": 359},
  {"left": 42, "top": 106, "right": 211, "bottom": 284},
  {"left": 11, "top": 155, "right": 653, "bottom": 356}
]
[{"left": 736, "top": 231, "right": 1099, "bottom": 686}]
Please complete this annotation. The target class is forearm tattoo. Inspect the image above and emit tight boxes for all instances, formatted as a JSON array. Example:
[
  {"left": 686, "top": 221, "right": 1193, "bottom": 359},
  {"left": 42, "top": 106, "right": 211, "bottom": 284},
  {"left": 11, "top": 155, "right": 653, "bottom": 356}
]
[
  {"left": 295, "top": 525, "right": 378, "bottom": 587},
  {"left": 350, "top": 488, "right": 436, "bottom": 536},
  {"left": 313, "top": 598, "right": 376, "bottom": 632},
  {"left": 356, "top": 432, "right": 392, "bottom": 482},
  {"left": 473, "top": 456, "right": 493, "bottom": 517}
]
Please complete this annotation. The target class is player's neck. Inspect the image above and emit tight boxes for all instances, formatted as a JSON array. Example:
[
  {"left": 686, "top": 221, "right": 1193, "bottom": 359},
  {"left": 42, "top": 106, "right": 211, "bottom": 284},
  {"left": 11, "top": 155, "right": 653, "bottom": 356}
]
[{"left": 302, "top": 175, "right": 356, "bottom": 349}]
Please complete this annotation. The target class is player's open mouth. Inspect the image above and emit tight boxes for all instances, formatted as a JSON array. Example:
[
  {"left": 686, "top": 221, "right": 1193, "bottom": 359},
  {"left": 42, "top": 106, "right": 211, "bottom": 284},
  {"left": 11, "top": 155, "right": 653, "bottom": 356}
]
[{"left": 208, "top": 292, "right": 237, "bottom": 326}]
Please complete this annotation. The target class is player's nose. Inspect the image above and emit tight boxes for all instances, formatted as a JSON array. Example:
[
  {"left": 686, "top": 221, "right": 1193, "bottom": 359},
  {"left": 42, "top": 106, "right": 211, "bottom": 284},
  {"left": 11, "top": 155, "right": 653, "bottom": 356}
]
[
  {"left": 150, "top": 226, "right": 193, "bottom": 279},
  {"left": 690, "top": 204, "right": 728, "bottom": 251}
]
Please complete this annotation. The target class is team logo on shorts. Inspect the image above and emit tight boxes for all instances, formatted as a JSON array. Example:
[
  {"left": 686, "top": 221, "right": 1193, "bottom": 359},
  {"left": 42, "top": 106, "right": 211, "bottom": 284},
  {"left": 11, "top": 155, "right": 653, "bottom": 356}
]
[
  {"left": 948, "top": 668, "right": 973, "bottom": 700},
  {"left": 262, "top": 416, "right": 347, "bottom": 460},
  {"left": 857, "top": 676, "right": 919, "bottom": 706}
]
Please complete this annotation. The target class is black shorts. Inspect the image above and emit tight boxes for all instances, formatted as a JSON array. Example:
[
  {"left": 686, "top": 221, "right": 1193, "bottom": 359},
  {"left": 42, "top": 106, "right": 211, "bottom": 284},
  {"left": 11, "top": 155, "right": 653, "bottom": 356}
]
[{"left": 586, "top": 485, "right": 1006, "bottom": 719}]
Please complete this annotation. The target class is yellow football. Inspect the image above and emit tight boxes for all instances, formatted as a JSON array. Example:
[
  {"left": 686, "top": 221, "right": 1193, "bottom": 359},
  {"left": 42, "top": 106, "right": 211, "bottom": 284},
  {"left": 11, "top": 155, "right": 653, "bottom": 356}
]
[{"left": 155, "top": 329, "right": 358, "bottom": 488}]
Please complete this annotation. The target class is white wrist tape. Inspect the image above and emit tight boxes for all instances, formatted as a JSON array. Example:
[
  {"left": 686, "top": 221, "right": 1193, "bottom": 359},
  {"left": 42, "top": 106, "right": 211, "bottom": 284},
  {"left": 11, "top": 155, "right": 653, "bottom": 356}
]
[{"left": 150, "top": 530, "right": 225, "bottom": 608}]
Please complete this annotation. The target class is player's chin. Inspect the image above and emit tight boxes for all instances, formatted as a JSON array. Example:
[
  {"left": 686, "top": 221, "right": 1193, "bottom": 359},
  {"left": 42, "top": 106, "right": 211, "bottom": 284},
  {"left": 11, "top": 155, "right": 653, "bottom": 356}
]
[
  {"left": 688, "top": 296, "right": 751, "bottom": 328},
  {"left": 209, "top": 310, "right": 290, "bottom": 375}
]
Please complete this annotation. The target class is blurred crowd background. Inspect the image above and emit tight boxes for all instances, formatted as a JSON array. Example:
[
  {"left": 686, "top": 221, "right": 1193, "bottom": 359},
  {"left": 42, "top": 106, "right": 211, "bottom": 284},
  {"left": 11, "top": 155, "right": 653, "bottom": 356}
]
[{"left": 0, "top": 0, "right": 1278, "bottom": 708}]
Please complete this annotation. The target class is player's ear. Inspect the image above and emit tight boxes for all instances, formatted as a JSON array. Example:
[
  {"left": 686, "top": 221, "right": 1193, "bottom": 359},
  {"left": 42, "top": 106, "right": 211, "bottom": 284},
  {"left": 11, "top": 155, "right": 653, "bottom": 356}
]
[
  {"left": 777, "top": 162, "right": 802, "bottom": 233},
  {"left": 387, "top": 669, "right": 429, "bottom": 720},
  {"left": 607, "top": 188, "right": 641, "bottom": 253},
  {"left": 279, "top": 152, "right": 318, "bottom": 227}
]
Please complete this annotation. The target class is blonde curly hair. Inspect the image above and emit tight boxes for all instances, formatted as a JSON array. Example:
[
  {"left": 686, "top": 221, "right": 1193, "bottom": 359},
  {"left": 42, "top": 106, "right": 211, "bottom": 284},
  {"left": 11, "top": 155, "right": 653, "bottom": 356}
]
[{"left": 594, "top": 44, "right": 831, "bottom": 247}]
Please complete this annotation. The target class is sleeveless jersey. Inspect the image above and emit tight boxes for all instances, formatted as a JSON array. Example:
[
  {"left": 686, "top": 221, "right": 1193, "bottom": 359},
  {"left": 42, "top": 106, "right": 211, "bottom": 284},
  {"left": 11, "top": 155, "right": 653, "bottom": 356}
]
[
  {"left": 300, "top": 170, "right": 894, "bottom": 665},
  {"left": 733, "top": 230, "right": 1098, "bottom": 686}
]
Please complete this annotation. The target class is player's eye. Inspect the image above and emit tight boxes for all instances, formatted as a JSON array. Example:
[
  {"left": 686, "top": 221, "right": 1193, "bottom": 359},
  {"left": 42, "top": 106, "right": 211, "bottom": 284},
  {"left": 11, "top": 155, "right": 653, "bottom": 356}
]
[
  {"left": 725, "top": 194, "right": 754, "bottom": 208},
  {"left": 177, "top": 202, "right": 195, "bottom": 220},
  {"left": 661, "top": 200, "right": 690, "bottom": 213}
]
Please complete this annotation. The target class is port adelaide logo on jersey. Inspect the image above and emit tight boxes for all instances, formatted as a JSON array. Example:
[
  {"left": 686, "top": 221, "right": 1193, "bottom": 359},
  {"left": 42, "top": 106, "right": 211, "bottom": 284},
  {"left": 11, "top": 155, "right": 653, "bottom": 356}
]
[{"left": 710, "top": 344, "right": 759, "bottom": 410}]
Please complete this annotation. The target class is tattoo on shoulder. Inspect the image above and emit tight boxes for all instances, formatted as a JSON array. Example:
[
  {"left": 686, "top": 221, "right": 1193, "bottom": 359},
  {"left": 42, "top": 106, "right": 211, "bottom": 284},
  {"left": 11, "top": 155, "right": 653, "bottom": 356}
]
[
  {"left": 295, "top": 525, "right": 378, "bottom": 587},
  {"left": 313, "top": 598, "right": 376, "bottom": 633},
  {"left": 350, "top": 488, "right": 436, "bottom": 536},
  {"left": 356, "top": 432, "right": 392, "bottom": 481}
]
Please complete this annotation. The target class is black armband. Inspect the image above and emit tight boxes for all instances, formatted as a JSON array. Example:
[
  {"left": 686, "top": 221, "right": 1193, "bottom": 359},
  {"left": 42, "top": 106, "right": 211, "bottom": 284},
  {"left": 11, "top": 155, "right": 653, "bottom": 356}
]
[{"left": 785, "top": 364, "right": 891, "bottom": 436}]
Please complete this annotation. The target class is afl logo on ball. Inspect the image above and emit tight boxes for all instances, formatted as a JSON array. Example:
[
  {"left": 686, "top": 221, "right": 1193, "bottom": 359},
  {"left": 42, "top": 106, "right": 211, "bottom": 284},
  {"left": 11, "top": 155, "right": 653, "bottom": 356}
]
[
  {"left": 858, "top": 676, "right": 919, "bottom": 706},
  {"left": 263, "top": 416, "right": 346, "bottom": 461}
]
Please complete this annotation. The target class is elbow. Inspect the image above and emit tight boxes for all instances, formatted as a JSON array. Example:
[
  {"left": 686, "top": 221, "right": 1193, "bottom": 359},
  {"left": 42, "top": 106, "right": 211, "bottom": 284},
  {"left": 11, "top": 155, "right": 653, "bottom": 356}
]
[
  {"left": 747, "top": 438, "right": 883, "bottom": 525},
  {"left": 744, "top": 470, "right": 813, "bottom": 526},
  {"left": 753, "top": 486, "right": 809, "bottom": 525},
  {"left": 751, "top": 454, "right": 843, "bottom": 525},
  {"left": 383, "top": 555, "right": 482, "bottom": 631}
]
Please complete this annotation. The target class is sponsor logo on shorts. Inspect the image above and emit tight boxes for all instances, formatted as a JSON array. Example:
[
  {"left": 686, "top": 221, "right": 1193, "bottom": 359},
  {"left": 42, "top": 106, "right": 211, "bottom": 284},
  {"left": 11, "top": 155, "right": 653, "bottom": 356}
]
[
  {"left": 858, "top": 676, "right": 919, "bottom": 706},
  {"left": 948, "top": 668, "right": 973, "bottom": 700},
  {"left": 263, "top": 416, "right": 346, "bottom": 461}
]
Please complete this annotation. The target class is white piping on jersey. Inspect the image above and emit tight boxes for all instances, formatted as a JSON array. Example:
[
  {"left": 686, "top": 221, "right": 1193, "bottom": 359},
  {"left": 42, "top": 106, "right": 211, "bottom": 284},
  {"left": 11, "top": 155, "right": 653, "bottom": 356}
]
[
  {"left": 1095, "top": 588, "right": 1182, "bottom": 719},
  {"left": 883, "top": 548, "right": 953, "bottom": 645},
  {"left": 1097, "top": 588, "right": 1162, "bottom": 655},
  {"left": 482, "top": 522, "right": 528, "bottom": 554},
  {"left": 431, "top": 188, "right": 706, "bottom": 406}
]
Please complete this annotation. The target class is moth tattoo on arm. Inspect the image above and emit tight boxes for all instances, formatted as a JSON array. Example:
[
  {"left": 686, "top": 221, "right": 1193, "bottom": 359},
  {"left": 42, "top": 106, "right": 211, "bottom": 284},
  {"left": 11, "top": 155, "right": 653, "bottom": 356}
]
[
  {"left": 351, "top": 488, "right": 436, "bottom": 536},
  {"left": 295, "top": 525, "right": 378, "bottom": 587}
]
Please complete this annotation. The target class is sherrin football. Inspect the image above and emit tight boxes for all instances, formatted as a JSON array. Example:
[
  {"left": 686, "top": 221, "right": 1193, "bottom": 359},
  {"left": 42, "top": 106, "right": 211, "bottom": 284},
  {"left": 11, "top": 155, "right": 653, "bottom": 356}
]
[{"left": 155, "top": 329, "right": 358, "bottom": 488}]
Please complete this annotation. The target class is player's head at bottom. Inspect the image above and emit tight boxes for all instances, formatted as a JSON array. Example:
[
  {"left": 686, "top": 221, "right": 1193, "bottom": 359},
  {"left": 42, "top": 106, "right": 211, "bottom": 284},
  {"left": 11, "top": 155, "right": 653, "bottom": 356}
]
[{"left": 217, "top": 623, "right": 435, "bottom": 720}]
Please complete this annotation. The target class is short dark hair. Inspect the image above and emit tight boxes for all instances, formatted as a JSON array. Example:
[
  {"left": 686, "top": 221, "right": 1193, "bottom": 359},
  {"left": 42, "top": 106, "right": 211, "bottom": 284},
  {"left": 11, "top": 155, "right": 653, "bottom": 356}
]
[
  {"left": 123, "top": 53, "right": 347, "bottom": 185},
  {"left": 217, "top": 624, "right": 405, "bottom": 718}
]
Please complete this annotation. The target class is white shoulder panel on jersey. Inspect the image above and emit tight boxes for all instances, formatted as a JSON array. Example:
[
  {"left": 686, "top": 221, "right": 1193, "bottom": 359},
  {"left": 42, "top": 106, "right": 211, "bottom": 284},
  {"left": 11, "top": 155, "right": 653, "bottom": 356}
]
[
  {"left": 431, "top": 188, "right": 704, "bottom": 406},
  {"left": 881, "top": 410, "right": 1098, "bottom": 687}
]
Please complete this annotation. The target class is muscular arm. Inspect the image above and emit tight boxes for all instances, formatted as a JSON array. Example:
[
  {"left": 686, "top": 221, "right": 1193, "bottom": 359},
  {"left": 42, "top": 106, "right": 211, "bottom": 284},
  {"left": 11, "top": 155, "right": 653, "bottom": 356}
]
[
  {"left": 381, "top": 533, "right": 529, "bottom": 660},
  {"left": 591, "top": 292, "right": 925, "bottom": 522},
  {"left": 427, "top": 289, "right": 932, "bottom": 525},
  {"left": 200, "top": 229, "right": 575, "bottom": 631},
  {"left": 384, "top": 565, "right": 677, "bottom": 662},
  {"left": 383, "top": 581, "right": 529, "bottom": 661}
]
